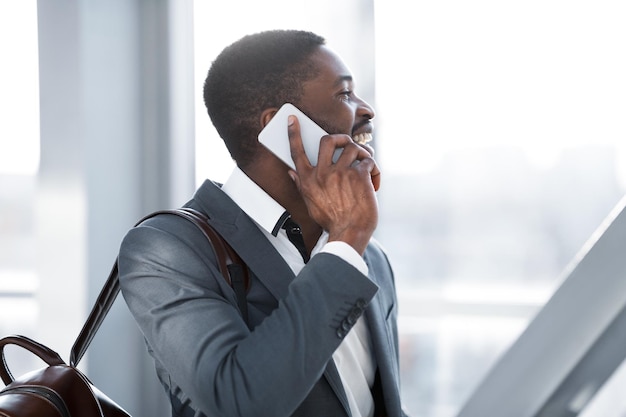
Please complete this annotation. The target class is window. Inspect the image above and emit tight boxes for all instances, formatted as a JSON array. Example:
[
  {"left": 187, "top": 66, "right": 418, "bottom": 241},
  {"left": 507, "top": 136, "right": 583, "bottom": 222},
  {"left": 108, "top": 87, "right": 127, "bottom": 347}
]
[
  {"left": 0, "top": 0, "right": 41, "bottom": 377},
  {"left": 375, "top": 1, "right": 626, "bottom": 415}
]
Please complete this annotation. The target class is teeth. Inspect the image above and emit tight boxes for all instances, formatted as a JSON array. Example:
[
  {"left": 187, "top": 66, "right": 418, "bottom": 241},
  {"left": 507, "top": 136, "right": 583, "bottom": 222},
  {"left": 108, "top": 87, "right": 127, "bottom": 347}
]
[{"left": 353, "top": 132, "right": 373, "bottom": 145}]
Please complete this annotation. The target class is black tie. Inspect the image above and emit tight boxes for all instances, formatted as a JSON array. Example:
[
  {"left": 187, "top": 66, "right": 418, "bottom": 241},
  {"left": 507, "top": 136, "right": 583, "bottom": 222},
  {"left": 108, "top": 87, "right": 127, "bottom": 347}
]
[{"left": 282, "top": 218, "right": 310, "bottom": 263}]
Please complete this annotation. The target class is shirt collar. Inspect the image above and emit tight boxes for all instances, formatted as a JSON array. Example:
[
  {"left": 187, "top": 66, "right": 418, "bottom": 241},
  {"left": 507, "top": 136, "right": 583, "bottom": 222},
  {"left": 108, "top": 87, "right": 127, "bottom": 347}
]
[{"left": 221, "top": 167, "right": 289, "bottom": 236}]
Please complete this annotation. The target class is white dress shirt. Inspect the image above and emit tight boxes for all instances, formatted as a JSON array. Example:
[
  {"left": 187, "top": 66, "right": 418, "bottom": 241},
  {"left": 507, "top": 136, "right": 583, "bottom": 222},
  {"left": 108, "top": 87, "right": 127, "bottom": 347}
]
[{"left": 222, "top": 167, "right": 376, "bottom": 417}]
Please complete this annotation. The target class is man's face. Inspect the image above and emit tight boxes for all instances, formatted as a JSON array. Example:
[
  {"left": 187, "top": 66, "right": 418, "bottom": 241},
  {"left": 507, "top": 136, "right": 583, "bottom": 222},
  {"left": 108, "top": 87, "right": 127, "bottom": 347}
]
[{"left": 297, "top": 46, "right": 375, "bottom": 145}]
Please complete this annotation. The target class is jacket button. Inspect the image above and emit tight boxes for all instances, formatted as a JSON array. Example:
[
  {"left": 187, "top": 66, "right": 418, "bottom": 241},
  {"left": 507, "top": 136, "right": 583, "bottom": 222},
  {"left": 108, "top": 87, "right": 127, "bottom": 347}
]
[
  {"left": 341, "top": 320, "right": 351, "bottom": 331},
  {"left": 336, "top": 329, "right": 345, "bottom": 338}
]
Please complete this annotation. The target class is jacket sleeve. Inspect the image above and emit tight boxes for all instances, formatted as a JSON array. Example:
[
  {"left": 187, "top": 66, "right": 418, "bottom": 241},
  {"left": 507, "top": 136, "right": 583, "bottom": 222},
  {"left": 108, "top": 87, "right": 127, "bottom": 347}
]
[{"left": 118, "top": 215, "right": 379, "bottom": 417}]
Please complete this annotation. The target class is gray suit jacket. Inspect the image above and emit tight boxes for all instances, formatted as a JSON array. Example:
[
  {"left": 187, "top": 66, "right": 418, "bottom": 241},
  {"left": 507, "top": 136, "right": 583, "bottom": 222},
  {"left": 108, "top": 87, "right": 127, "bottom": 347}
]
[{"left": 118, "top": 180, "right": 406, "bottom": 417}]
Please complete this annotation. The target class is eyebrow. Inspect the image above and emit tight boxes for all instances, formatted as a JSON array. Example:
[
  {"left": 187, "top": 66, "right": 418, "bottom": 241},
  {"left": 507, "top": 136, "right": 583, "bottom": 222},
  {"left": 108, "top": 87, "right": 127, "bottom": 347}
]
[{"left": 334, "top": 75, "right": 353, "bottom": 87}]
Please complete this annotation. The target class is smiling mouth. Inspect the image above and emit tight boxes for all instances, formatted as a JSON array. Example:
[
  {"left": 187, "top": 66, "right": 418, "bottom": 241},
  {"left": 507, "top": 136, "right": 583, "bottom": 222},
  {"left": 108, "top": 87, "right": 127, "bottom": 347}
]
[{"left": 353, "top": 132, "right": 373, "bottom": 145}]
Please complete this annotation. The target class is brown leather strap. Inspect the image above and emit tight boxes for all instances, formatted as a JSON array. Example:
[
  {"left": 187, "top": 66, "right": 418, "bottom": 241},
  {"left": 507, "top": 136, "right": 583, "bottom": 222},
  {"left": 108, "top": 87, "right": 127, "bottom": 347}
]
[
  {"left": 176, "top": 208, "right": 250, "bottom": 323},
  {"left": 69, "top": 208, "right": 248, "bottom": 367},
  {"left": 0, "top": 335, "right": 66, "bottom": 385},
  {"left": 69, "top": 260, "right": 121, "bottom": 367},
  {"left": 175, "top": 208, "right": 249, "bottom": 289}
]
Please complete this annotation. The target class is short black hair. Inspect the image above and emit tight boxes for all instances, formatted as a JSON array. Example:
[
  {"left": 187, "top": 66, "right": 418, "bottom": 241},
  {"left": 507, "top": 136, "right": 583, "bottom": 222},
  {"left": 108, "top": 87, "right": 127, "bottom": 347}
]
[{"left": 203, "top": 30, "right": 326, "bottom": 167}]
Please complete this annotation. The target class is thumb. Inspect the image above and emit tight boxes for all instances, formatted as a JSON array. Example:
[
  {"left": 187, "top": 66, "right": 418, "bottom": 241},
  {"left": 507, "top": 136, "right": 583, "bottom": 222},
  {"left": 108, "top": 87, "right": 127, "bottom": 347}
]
[{"left": 288, "top": 169, "right": 300, "bottom": 189}]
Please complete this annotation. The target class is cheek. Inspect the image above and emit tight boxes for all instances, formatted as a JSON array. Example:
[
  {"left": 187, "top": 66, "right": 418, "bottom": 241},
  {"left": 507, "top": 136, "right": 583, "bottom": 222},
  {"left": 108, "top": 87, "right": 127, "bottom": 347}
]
[{"left": 316, "top": 109, "right": 355, "bottom": 136}]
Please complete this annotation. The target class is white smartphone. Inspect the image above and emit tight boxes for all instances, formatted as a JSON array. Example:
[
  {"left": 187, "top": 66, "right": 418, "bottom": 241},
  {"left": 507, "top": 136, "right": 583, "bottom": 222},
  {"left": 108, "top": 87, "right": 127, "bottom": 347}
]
[{"left": 258, "top": 103, "right": 342, "bottom": 169}]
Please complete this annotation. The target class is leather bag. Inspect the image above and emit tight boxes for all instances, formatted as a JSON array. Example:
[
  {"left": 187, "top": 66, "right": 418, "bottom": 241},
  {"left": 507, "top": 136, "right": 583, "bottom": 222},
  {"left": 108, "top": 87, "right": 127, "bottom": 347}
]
[{"left": 0, "top": 208, "right": 248, "bottom": 416}]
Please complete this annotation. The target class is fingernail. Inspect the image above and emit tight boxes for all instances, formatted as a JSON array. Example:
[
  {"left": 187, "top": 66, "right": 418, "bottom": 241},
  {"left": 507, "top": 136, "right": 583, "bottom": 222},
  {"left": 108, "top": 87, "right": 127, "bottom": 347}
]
[
  {"left": 288, "top": 171, "right": 297, "bottom": 181},
  {"left": 288, "top": 115, "right": 295, "bottom": 126}
]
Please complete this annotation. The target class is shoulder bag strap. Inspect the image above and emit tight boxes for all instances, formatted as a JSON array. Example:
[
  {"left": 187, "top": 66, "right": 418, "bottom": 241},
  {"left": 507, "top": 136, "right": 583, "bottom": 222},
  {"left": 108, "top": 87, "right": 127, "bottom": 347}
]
[{"left": 69, "top": 208, "right": 249, "bottom": 367}]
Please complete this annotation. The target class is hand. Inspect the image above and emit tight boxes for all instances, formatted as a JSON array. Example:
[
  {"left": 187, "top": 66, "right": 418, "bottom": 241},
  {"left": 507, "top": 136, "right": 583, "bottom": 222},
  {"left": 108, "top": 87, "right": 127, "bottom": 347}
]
[{"left": 287, "top": 115, "right": 380, "bottom": 254}]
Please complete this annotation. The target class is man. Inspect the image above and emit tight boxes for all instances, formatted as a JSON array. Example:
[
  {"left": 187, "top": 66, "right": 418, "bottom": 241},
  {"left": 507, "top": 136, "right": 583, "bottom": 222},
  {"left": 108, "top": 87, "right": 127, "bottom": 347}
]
[{"left": 119, "top": 30, "right": 407, "bottom": 417}]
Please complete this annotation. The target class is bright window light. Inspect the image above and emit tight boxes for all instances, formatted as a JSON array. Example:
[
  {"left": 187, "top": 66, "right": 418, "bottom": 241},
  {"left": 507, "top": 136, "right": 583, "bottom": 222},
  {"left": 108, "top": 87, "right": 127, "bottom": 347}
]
[
  {"left": 0, "top": 1, "right": 40, "bottom": 176},
  {"left": 375, "top": 0, "right": 626, "bottom": 183}
]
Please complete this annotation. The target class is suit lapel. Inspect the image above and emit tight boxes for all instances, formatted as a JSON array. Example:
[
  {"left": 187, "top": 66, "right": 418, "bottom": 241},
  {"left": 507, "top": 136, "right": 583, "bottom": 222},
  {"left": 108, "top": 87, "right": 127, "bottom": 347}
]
[
  {"left": 192, "top": 180, "right": 295, "bottom": 301},
  {"left": 363, "top": 250, "right": 402, "bottom": 417}
]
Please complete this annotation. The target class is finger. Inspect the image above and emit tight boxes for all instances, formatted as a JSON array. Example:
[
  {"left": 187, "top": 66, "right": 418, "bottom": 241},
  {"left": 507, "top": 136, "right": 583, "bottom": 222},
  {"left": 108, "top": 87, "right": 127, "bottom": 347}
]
[
  {"left": 358, "top": 142, "right": 375, "bottom": 157},
  {"left": 355, "top": 156, "right": 382, "bottom": 192},
  {"left": 334, "top": 142, "right": 375, "bottom": 168},
  {"left": 316, "top": 134, "right": 353, "bottom": 167},
  {"left": 371, "top": 168, "right": 381, "bottom": 191},
  {"left": 355, "top": 141, "right": 380, "bottom": 189},
  {"left": 287, "top": 115, "right": 312, "bottom": 171}
]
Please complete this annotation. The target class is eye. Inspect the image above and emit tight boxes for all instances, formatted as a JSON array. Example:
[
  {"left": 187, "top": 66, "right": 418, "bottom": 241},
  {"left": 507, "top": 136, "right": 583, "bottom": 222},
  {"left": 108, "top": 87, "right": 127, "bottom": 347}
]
[{"left": 338, "top": 90, "right": 352, "bottom": 101}]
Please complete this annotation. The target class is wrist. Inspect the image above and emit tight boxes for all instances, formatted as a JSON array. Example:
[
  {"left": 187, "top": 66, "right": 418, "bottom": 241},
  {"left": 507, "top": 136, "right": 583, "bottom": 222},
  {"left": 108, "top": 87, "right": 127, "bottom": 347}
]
[{"left": 328, "top": 228, "right": 373, "bottom": 255}]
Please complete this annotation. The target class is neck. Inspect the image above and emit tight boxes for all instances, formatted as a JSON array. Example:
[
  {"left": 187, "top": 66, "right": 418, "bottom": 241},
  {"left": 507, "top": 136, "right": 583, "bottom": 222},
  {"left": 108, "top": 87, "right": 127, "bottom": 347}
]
[{"left": 241, "top": 160, "right": 323, "bottom": 253}]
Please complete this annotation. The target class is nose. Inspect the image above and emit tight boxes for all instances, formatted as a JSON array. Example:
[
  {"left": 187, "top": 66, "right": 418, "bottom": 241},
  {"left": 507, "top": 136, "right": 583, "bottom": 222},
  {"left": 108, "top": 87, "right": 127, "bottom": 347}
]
[{"left": 357, "top": 97, "right": 375, "bottom": 120}]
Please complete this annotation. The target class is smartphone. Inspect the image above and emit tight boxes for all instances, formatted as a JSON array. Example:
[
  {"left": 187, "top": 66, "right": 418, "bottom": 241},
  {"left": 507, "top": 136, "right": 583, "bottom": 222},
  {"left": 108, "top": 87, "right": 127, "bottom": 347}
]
[{"left": 258, "top": 103, "right": 342, "bottom": 169}]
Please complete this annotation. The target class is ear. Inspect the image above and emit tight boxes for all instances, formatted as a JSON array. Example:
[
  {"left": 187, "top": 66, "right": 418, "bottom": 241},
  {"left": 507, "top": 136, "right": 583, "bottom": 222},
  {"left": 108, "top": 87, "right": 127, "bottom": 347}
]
[{"left": 259, "top": 107, "right": 279, "bottom": 129}]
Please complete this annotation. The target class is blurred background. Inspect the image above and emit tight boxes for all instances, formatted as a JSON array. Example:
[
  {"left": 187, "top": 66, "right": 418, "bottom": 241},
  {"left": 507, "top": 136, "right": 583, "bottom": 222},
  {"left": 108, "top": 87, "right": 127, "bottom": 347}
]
[{"left": 1, "top": 1, "right": 625, "bottom": 416}]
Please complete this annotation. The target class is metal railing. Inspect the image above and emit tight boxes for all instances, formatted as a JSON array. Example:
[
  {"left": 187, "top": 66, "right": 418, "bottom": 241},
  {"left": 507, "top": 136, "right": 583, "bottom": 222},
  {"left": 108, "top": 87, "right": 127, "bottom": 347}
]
[{"left": 457, "top": 195, "right": 626, "bottom": 417}]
